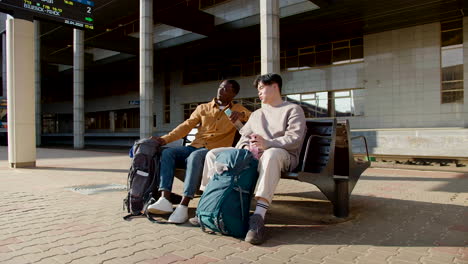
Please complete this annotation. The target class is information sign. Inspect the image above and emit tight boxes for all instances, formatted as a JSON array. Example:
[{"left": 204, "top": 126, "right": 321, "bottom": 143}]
[{"left": 0, "top": 0, "right": 94, "bottom": 30}]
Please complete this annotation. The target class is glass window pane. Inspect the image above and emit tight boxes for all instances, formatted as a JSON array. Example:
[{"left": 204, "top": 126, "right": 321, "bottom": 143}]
[
  {"left": 301, "top": 93, "right": 315, "bottom": 100},
  {"left": 333, "top": 48, "right": 350, "bottom": 63},
  {"left": 286, "top": 49, "right": 298, "bottom": 56},
  {"left": 335, "top": 98, "right": 352, "bottom": 117},
  {"left": 442, "top": 81, "right": 464, "bottom": 91},
  {"left": 441, "top": 29, "right": 463, "bottom": 47},
  {"left": 441, "top": 46, "right": 463, "bottom": 68},
  {"left": 316, "top": 43, "right": 331, "bottom": 52},
  {"left": 333, "top": 40, "right": 349, "bottom": 49},
  {"left": 280, "top": 57, "right": 286, "bottom": 70},
  {"left": 441, "top": 20, "right": 462, "bottom": 31},
  {"left": 334, "top": 91, "right": 350, "bottom": 97},
  {"left": 442, "top": 65, "right": 463, "bottom": 81},
  {"left": 316, "top": 92, "right": 329, "bottom": 117},
  {"left": 286, "top": 56, "right": 298, "bottom": 69},
  {"left": 316, "top": 51, "right": 331, "bottom": 66},
  {"left": 351, "top": 45, "right": 363, "bottom": 59},
  {"left": 286, "top": 94, "right": 300, "bottom": 102},
  {"left": 254, "top": 62, "right": 261, "bottom": 75},
  {"left": 242, "top": 63, "right": 255, "bottom": 76},
  {"left": 299, "top": 47, "right": 314, "bottom": 54},
  {"left": 442, "top": 91, "right": 464, "bottom": 103},
  {"left": 316, "top": 92, "right": 328, "bottom": 100},
  {"left": 299, "top": 53, "right": 315, "bottom": 67},
  {"left": 350, "top": 38, "right": 363, "bottom": 46}
]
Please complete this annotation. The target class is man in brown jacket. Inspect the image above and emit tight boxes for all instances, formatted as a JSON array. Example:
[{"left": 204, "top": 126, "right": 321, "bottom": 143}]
[{"left": 148, "top": 80, "right": 250, "bottom": 223}]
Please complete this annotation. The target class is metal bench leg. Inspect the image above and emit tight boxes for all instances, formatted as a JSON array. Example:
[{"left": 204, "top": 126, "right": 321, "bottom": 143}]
[{"left": 334, "top": 179, "right": 349, "bottom": 218}]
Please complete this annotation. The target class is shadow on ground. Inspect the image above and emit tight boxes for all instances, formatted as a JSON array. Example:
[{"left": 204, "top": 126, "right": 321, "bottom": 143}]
[{"left": 254, "top": 190, "right": 467, "bottom": 248}]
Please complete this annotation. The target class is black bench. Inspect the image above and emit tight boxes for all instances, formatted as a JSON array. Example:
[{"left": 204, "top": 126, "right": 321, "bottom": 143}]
[
  {"left": 173, "top": 118, "right": 370, "bottom": 219},
  {"left": 282, "top": 119, "right": 370, "bottom": 219}
]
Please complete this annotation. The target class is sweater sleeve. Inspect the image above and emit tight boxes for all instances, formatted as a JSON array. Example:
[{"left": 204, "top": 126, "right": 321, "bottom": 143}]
[
  {"left": 263, "top": 106, "right": 306, "bottom": 151},
  {"left": 235, "top": 112, "right": 255, "bottom": 149}
]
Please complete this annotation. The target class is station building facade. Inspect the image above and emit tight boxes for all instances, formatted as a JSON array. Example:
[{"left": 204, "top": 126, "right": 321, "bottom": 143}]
[{"left": 0, "top": 1, "right": 467, "bottom": 157}]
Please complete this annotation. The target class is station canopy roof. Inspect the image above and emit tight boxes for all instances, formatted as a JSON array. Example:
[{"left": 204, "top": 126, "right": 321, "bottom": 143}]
[{"left": 35, "top": 0, "right": 466, "bottom": 66}]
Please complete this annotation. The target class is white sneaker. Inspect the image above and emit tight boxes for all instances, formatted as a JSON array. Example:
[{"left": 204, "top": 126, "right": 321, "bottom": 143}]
[
  {"left": 147, "top": 197, "right": 173, "bottom": 215},
  {"left": 168, "top": 205, "right": 188, "bottom": 224}
]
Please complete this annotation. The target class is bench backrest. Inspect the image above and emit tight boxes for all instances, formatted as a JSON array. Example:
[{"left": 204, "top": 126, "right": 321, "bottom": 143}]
[{"left": 297, "top": 119, "right": 337, "bottom": 173}]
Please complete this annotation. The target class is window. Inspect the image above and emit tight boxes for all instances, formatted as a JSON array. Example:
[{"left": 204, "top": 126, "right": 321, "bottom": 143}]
[
  {"left": 285, "top": 89, "right": 365, "bottom": 118},
  {"left": 183, "top": 103, "right": 203, "bottom": 120},
  {"left": 282, "top": 38, "right": 364, "bottom": 71},
  {"left": 233, "top": 97, "right": 262, "bottom": 112},
  {"left": 183, "top": 37, "right": 364, "bottom": 84},
  {"left": 114, "top": 108, "right": 139, "bottom": 129},
  {"left": 441, "top": 19, "right": 464, "bottom": 104},
  {"left": 85, "top": 111, "right": 110, "bottom": 130},
  {"left": 42, "top": 113, "right": 72, "bottom": 133},
  {"left": 184, "top": 89, "right": 365, "bottom": 119}
]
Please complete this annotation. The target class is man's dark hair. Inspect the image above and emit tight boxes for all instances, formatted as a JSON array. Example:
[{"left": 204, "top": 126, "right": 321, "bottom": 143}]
[
  {"left": 224, "top": 80, "right": 240, "bottom": 95},
  {"left": 253, "top": 73, "right": 282, "bottom": 94}
]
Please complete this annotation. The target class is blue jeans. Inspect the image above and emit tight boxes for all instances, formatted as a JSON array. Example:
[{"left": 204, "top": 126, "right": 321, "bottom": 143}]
[{"left": 159, "top": 146, "right": 209, "bottom": 198}]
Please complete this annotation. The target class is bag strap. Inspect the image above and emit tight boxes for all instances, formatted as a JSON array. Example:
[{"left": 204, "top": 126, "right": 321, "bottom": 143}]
[
  {"left": 238, "top": 186, "right": 245, "bottom": 221},
  {"left": 142, "top": 196, "right": 170, "bottom": 224},
  {"left": 123, "top": 212, "right": 142, "bottom": 221}
]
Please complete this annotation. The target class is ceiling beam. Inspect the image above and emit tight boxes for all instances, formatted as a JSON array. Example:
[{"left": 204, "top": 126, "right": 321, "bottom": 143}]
[
  {"left": 308, "top": 0, "right": 334, "bottom": 8},
  {"left": 154, "top": 1, "right": 215, "bottom": 36},
  {"left": 41, "top": 50, "right": 93, "bottom": 66},
  {"left": 85, "top": 34, "right": 139, "bottom": 55}
]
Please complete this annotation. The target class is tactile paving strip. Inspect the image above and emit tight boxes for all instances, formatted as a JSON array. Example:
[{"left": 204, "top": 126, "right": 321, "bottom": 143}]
[{"left": 66, "top": 184, "right": 127, "bottom": 195}]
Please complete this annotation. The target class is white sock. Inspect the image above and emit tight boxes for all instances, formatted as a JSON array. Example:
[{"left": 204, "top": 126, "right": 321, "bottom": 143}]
[{"left": 254, "top": 200, "right": 269, "bottom": 219}]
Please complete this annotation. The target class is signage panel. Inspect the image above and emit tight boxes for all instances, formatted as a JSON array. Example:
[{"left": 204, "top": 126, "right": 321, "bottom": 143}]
[{"left": 0, "top": 0, "right": 94, "bottom": 30}]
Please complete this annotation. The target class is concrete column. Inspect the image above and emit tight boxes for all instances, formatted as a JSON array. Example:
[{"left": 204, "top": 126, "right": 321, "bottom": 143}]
[
  {"left": 260, "top": 0, "right": 280, "bottom": 74},
  {"left": 34, "top": 20, "right": 41, "bottom": 146},
  {"left": 73, "top": 29, "right": 84, "bottom": 149},
  {"left": 140, "top": 0, "right": 154, "bottom": 139},
  {"left": 6, "top": 17, "right": 36, "bottom": 168},
  {"left": 2, "top": 33, "right": 6, "bottom": 99}
]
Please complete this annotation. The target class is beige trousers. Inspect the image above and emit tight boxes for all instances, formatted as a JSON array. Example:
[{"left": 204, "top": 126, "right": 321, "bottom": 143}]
[{"left": 200, "top": 147, "right": 290, "bottom": 204}]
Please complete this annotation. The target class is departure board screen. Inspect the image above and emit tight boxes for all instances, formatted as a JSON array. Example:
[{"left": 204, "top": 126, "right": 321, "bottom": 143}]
[{"left": 0, "top": 0, "right": 94, "bottom": 30}]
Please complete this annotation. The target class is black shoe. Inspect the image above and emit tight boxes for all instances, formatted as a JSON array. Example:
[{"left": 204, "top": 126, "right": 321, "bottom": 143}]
[{"left": 245, "top": 214, "right": 266, "bottom": 245}]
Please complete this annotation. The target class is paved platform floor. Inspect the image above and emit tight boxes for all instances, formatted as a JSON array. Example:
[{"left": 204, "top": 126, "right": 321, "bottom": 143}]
[{"left": 0, "top": 146, "right": 466, "bottom": 264}]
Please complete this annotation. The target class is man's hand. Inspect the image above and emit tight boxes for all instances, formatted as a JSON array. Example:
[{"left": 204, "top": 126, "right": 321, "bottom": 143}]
[
  {"left": 150, "top": 136, "right": 166, "bottom": 146},
  {"left": 229, "top": 111, "right": 245, "bottom": 123},
  {"left": 249, "top": 134, "right": 265, "bottom": 151}
]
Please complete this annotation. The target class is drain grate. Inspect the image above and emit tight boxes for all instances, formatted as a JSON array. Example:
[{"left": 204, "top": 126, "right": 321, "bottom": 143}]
[{"left": 66, "top": 184, "right": 127, "bottom": 195}]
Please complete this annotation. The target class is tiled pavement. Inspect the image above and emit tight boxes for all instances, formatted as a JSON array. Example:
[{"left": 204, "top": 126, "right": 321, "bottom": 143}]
[{"left": 0, "top": 146, "right": 466, "bottom": 264}]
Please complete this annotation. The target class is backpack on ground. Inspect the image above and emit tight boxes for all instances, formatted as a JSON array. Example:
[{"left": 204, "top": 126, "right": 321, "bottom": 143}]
[
  {"left": 196, "top": 148, "right": 259, "bottom": 238},
  {"left": 123, "top": 138, "right": 161, "bottom": 220}
]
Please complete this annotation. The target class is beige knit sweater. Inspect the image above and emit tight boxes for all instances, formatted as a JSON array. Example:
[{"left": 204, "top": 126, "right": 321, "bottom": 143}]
[{"left": 235, "top": 101, "right": 306, "bottom": 171}]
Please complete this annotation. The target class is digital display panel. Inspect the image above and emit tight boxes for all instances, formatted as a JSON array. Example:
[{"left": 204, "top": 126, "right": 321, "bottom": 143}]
[{"left": 0, "top": 0, "right": 94, "bottom": 30}]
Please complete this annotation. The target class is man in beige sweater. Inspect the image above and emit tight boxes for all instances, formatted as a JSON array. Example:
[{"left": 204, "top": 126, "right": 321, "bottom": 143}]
[{"left": 199, "top": 73, "right": 306, "bottom": 244}]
